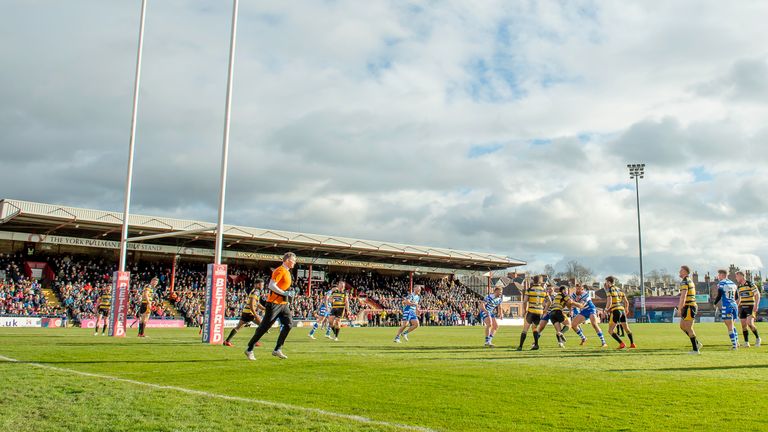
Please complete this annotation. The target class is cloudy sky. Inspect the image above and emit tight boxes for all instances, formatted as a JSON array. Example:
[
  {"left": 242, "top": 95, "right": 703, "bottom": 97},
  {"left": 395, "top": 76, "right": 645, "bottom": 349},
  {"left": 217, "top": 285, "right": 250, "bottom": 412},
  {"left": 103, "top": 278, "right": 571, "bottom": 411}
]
[{"left": 1, "top": 1, "right": 767, "bottom": 278}]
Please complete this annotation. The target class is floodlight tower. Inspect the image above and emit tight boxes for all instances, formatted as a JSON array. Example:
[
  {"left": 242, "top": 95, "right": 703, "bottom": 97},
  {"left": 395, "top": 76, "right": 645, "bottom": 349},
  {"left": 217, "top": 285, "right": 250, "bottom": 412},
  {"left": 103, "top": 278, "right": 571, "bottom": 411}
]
[{"left": 628, "top": 164, "right": 646, "bottom": 321}]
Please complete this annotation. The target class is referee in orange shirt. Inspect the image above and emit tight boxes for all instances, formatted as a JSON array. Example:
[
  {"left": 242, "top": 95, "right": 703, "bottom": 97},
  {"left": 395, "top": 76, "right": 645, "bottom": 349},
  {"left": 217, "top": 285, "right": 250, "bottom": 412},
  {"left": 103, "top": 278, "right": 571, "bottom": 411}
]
[{"left": 245, "top": 252, "right": 297, "bottom": 360}]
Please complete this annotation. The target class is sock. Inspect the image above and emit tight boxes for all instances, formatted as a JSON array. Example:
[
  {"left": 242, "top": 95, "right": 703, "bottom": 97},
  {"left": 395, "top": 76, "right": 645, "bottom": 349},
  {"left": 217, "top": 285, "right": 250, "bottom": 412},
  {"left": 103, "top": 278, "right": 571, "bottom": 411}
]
[
  {"left": 403, "top": 330, "right": 409, "bottom": 337},
  {"left": 555, "top": 333, "right": 562, "bottom": 343},
  {"left": 326, "top": 326, "right": 332, "bottom": 336},
  {"left": 729, "top": 329, "right": 738, "bottom": 347},
  {"left": 138, "top": 322, "right": 144, "bottom": 335},
  {"left": 533, "top": 331, "right": 540, "bottom": 346},
  {"left": 488, "top": 334, "right": 494, "bottom": 343},
  {"left": 519, "top": 332, "right": 527, "bottom": 347},
  {"left": 611, "top": 333, "right": 623, "bottom": 344},
  {"left": 752, "top": 329, "right": 760, "bottom": 339},
  {"left": 485, "top": 335, "right": 490, "bottom": 344},
  {"left": 628, "top": 332, "right": 634, "bottom": 345},
  {"left": 597, "top": 332, "right": 606, "bottom": 344},
  {"left": 309, "top": 322, "right": 318, "bottom": 336},
  {"left": 334, "top": 327, "right": 340, "bottom": 337},
  {"left": 561, "top": 327, "right": 569, "bottom": 334},
  {"left": 743, "top": 330, "right": 749, "bottom": 343},
  {"left": 576, "top": 328, "right": 585, "bottom": 340},
  {"left": 102, "top": 324, "right": 107, "bottom": 333},
  {"left": 226, "top": 328, "right": 238, "bottom": 342},
  {"left": 690, "top": 336, "right": 698, "bottom": 351}
]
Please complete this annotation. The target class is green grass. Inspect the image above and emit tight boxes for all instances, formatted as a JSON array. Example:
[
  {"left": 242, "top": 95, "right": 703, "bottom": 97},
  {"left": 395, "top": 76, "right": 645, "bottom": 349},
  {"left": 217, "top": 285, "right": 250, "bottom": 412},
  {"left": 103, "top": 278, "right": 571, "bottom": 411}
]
[{"left": 1, "top": 323, "right": 767, "bottom": 431}]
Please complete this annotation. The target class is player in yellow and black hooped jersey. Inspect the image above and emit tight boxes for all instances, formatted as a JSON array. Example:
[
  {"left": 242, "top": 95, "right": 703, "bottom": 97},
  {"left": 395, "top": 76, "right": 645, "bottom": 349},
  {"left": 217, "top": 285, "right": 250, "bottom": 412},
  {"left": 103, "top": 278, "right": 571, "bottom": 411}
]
[
  {"left": 224, "top": 281, "right": 266, "bottom": 347},
  {"left": 604, "top": 276, "right": 635, "bottom": 349},
  {"left": 327, "top": 281, "right": 349, "bottom": 341},
  {"left": 677, "top": 266, "right": 701, "bottom": 354},
  {"left": 536, "top": 285, "right": 575, "bottom": 348},
  {"left": 735, "top": 271, "right": 761, "bottom": 347},
  {"left": 138, "top": 277, "right": 158, "bottom": 338},
  {"left": 94, "top": 286, "right": 111, "bottom": 336},
  {"left": 517, "top": 275, "right": 547, "bottom": 351}
]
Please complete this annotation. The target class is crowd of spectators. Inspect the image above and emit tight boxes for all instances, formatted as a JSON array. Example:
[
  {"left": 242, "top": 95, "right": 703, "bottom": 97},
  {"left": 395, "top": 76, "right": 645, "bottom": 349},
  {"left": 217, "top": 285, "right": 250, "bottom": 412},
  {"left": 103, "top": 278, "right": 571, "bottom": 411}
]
[{"left": 2, "top": 252, "right": 488, "bottom": 327}]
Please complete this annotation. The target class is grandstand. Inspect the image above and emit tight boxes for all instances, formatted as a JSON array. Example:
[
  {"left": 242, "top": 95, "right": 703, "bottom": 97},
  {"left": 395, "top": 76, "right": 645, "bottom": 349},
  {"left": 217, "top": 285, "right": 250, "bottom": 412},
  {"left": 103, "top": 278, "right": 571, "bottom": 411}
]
[{"left": 0, "top": 199, "right": 525, "bottom": 327}]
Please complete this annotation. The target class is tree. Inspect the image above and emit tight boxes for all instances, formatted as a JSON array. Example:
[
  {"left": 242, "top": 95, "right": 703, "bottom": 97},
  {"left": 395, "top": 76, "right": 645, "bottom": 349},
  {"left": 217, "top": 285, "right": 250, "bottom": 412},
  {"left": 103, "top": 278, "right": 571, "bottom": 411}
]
[
  {"left": 557, "top": 260, "right": 594, "bottom": 284},
  {"left": 543, "top": 264, "right": 556, "bottom": 282}
]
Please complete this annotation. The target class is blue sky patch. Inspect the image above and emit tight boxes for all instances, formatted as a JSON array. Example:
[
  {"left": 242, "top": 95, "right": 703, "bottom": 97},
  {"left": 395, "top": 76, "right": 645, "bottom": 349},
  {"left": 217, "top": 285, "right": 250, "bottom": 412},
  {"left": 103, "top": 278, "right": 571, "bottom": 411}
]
[{"left": 468, "top": 143, "right": 504, "bottom": 158}]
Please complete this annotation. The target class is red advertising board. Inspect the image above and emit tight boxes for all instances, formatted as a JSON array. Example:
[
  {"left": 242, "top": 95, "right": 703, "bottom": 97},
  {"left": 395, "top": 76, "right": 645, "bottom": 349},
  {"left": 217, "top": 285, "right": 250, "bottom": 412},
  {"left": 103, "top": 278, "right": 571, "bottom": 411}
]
[
  {"left": 109, "top": 271, "right": 130, "bottom": 337},
  {"left": 202, "top": 263, "right": 227, "bottom": 344}
]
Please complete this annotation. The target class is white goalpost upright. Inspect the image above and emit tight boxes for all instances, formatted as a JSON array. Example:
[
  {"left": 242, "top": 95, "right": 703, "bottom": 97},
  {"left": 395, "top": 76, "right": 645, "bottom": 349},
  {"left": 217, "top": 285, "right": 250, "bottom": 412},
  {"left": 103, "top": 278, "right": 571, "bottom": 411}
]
[
  {"left": 112, "top": 0, "right": 240, "bottom": 344},
  {"left": 202, "top": 0, "right": 240, "bottom": 345}
]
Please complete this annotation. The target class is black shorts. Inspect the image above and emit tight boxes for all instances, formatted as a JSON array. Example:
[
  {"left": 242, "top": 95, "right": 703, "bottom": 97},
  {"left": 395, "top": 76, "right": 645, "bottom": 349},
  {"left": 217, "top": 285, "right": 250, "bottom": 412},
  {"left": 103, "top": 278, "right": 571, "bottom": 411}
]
[
  {"left": 525, "top": 312, "right": 542, "bottom": 326},
  {"left": 610, "top": 310, "right": 627, "bottom": 324},
  {"left": 139, "top": 303, "right": 148, "bottom": 314},
  {"left": 739, "top": 306, "right": 756, "bottom": 320},
  {"left": 240, "top": 312, "right": 256, "bottom": 323},
  {"left": 681, "top": 305, "right": 697, "bottom": 321},
  {"left": 549, "top": 310, "right": 566, "bottom": 324},
  {"left": 331, "top": 308, "right": 344, "bottom": 318},
  {"left": 98, "top": 308, "right": 109, "bottom": 317}
]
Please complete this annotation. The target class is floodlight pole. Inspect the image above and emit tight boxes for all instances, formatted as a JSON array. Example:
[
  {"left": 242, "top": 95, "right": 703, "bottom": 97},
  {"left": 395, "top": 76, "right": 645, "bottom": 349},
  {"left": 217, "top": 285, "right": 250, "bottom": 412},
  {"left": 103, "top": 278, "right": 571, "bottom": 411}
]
[
  {"left": 214, "top": 0, "right": 239, "bottom": 264},
  {"left": 118, "top": 0, "right": 147, "bottom": 272},
  {"left": 635, "top": 175, "right": 645, "bottom": 320},
  {"left": 628, "top": 164, "right": 646, "bottom": 321}
]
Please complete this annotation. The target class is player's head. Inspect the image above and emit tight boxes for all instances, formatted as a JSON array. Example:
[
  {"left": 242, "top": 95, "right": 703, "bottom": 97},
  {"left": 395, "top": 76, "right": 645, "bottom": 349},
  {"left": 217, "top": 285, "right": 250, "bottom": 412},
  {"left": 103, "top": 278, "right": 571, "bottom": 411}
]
[
  {"left": 337, "top": 280, "right": 345, "bottom": 291},
  {"left": 249, "top": 280, "right": 264, "bottom": 293},
  {"left": 558, "top": 285, "right": 569, "bottom": 296},
  {"left": 413, "top": 285, "right": 422, "bottom": 294},
  {"left": 604, "top": 276, "right": 615, "bottom": 288},
  {"left": 575, "top": 283, "right": 585, "bottom": 294},
  {"left": 532, "top": 275, "right": 543, "bottom": 285},
  {"left": 150, "top": 277, "right": 159, "bottom": 286},
  {"left": 493, "top": 287, "right": 502, "bottom": 297},
  {"left": 679, "top": 265, "right": 690, "bottom": 278},
  {"left": 282, "top": 252, "right": 297, "bottom": 269},
  {"left": 735, "top": 271, "right": 746, "bottom": 284},
  {"left": 717, "top": 269, "right": 728, "bottom": 281}
]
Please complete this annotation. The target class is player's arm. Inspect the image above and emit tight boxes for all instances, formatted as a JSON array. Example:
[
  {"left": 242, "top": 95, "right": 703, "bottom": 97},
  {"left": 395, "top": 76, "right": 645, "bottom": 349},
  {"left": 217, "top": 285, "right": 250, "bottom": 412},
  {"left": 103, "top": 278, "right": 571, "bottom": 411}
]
[
  {"left": 605, "top": 293, "right": 613, "bottom": 312},
  {"left": 268, "top": 271, "right": 289, "bottom": 296},
  {"left": 521, "top": 293, "right": 529, "bottom": 314},
  {"left": 344, "top": 296, "right": 350, "bottom": 318},
  {"left": 753, "top": 287, "right": 761, "bottom": 315},
  {"left": 677, "top": 287, "right": 687, "bottom": 316},
  {"left": 712, "top": 288, "right": 723, "bottom": 307},
  {"left": 622, "top": 295, "right": 630, "bottom": 312}
]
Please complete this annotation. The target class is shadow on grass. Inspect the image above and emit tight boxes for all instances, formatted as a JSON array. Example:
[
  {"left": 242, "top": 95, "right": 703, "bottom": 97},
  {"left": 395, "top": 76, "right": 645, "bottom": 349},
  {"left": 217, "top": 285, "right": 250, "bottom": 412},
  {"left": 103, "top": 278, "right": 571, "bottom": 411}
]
[
  {"left": 0, "top": 358, "right": 233, "bottom": 365},
  {"left": 614, "top": 364, "right": 768, "bottom": 372}
]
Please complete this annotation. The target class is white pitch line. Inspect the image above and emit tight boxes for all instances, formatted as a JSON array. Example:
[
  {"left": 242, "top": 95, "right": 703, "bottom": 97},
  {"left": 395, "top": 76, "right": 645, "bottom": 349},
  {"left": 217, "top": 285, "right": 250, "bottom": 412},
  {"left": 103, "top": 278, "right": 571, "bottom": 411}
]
[{"left": 0, "top": 354, "right": 435, "bottom": 432}]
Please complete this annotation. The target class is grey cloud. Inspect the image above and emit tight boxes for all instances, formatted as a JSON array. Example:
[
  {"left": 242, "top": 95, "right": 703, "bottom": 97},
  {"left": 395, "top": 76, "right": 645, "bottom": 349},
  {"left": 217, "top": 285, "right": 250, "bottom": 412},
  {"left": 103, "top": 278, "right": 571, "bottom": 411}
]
[{"left": 696, "top": 57, "right": 768, "bottom": 103}]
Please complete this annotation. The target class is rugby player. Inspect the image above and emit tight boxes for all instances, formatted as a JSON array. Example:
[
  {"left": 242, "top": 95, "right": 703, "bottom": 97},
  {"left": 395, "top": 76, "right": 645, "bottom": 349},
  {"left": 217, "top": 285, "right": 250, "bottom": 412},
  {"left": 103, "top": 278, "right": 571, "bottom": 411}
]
[
  {"left": 94, "top": 286, "right": 111, "bottom": 336},
  {"left": 713, "top": 269, "right": 739, "bottom": 350},
  {"left": 677, "top": 265, "right": 701, "bottom": 354},
  {"left": 569, "top": 283, "right": 607, "bottom": 347},
  {"left": 480, "top": 287, "right": 503, "bottom": 347},
  {"left": 736, "top": 271, "right": 761, "bottom": 347},
  {"left": 537, "top": 285, "right": 574, "bottom": 348},
  {"left": 394, "top": 285, "right": 421, "bottom": 343},
  {"left": 223, "top": 281, "right": 265, "bottom": 347},
  {"left": 308, "top": 286, "right": 332, "bottom": 339},
  {"left": 517, "top": 275, "right": 547, "bottom": 351},
  {"left": 328, "top": 281, "right": 349, "bottom": 341},
  {"left": 137, "top": 277, "right": 158, "bottom": 338},
  {"left": 604, "top": 276, "right": 635, "bottom": 349}
]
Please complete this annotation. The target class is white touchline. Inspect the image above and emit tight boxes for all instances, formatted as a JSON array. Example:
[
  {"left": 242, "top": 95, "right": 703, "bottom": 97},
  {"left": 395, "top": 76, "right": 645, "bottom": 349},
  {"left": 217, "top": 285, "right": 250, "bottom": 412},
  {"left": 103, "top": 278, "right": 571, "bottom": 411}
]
[{"left": 0, "top": 354, "right": 436, "bottom": 432}]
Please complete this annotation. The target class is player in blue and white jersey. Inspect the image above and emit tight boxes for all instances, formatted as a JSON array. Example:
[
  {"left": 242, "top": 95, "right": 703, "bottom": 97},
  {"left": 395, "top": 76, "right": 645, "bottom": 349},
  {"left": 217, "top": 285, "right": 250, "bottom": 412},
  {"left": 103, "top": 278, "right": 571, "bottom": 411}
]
[
  {"left": 394, "top": 285, "right": 422, "bottom": 343},
  {"left": 480, "top": 287, "right": 503, "bottom": 347},
  {"left": 713, "top": 269, "right": 739, "bottom": 349},
  {"left": 308, "top": 287, "right": 333, "bottom": 339},
  {"left": 570, "top": 284, "right": 607, "bottom": 347}
]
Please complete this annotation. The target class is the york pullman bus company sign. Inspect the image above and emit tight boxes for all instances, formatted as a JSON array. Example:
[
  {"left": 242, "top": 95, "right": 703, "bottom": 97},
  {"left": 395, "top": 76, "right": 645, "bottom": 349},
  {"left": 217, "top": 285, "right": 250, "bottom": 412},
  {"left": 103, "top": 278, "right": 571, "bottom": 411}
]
[{"left": 0, "top": 230, "right": 475, "bottom": 274}]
